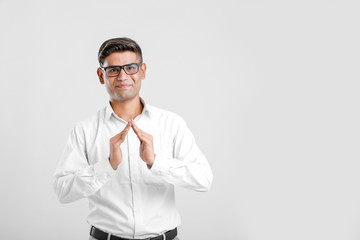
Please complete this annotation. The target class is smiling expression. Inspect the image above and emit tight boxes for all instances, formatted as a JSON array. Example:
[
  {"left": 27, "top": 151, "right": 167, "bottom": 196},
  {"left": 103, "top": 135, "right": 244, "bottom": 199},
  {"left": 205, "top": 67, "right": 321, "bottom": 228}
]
[{"left": 97, "top": 51, "right": 147, "bottom": 102}]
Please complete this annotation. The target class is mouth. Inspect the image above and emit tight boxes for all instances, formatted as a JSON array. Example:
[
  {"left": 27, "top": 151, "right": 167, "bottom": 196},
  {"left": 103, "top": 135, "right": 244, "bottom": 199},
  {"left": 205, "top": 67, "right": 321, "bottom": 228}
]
[{"left": 115, "top": 84, "right": 132, "bottom": 90}]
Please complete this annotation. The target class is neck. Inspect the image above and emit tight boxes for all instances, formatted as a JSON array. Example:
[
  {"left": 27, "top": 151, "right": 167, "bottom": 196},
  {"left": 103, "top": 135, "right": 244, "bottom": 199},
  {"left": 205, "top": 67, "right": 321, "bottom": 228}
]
[{"left": 110, "top": 96, "right": 144, "bottom": 122}]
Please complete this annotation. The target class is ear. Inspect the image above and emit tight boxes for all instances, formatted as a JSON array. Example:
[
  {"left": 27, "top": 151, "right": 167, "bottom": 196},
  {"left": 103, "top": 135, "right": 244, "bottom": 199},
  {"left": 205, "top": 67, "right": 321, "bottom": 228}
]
[
  {"left": 140, "top": 63, "right": 147, "bottom": 80},
  {"left": 97, "top": 68, "right": 105, "bottom": 85}
]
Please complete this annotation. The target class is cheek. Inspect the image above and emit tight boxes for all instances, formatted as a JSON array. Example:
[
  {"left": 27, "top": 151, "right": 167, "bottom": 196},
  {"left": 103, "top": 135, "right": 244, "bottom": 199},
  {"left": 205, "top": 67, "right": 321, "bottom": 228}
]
[
  {"left": 105, "top": 78, "right": 114, "bottom": 86},
  {"left": 131, "top": 76, "right": 142, "bottom": 86},
  {"left": 104, "top": 79, "right": 115, "bottom": 91}
]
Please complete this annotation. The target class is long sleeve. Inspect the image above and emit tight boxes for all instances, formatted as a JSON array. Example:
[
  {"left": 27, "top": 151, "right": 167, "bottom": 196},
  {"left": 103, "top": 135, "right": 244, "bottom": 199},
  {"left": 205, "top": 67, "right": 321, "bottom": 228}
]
[
  {"left": 150, "top": 118, "right": 213, "bottom": 192},
  {"left": 53, "top": 102, "right": 211, "bottom": 237},
  {"left": 53, "top": 124, "right": 114, "bottom": 204}
]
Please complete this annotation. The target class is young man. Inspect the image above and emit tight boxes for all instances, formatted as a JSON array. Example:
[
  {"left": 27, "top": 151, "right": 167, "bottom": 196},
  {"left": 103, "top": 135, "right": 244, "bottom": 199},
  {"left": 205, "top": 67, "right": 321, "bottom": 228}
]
[{"left": 53, "top": 37, "right": 213, "bottom": 240}]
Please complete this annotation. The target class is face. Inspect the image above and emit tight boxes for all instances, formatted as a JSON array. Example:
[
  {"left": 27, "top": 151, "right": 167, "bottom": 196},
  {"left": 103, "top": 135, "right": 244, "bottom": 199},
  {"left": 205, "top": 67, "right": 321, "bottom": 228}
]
[{"left": 97, "top": 51, "right": 146, "bottom": 103}]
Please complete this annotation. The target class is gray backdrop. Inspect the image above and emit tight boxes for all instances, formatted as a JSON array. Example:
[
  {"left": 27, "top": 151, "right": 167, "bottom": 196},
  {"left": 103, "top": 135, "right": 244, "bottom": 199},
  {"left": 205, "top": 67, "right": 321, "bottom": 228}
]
[{"left": 1, "top": 0, "right": 359, "bottom": 239}]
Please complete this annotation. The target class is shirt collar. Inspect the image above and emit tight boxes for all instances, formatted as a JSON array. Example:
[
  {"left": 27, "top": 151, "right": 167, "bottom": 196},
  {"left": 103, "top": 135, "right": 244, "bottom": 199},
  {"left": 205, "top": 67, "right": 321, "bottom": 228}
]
[{"left": 104, "top": 97, "right": 153, "bottom": 121}]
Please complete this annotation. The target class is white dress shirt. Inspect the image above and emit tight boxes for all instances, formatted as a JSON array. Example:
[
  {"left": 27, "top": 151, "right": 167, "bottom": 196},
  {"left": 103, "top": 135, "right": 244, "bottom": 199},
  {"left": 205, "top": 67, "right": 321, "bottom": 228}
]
[{"left": 53, "top": 99, "right": 213, "bottom": 239}]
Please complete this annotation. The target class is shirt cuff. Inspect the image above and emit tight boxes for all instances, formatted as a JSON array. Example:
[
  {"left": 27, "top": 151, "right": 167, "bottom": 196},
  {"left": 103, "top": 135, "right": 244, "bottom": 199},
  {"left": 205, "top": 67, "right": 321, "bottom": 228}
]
[{"left": 150, "top": 154, "right": 171, "bottom": 176}]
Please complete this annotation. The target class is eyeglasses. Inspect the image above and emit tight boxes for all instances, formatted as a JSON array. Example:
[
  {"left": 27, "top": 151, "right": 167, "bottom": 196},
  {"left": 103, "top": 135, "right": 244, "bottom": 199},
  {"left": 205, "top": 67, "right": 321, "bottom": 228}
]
[{"left": 100, "top": 62, "right": 143, "bottom": 77}]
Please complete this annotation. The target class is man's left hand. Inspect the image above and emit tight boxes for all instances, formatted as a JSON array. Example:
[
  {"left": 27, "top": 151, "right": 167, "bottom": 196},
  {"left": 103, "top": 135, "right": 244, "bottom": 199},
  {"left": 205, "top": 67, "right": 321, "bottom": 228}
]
[{"left": 130, "top": 119, "right": 155, "bottom": 168}]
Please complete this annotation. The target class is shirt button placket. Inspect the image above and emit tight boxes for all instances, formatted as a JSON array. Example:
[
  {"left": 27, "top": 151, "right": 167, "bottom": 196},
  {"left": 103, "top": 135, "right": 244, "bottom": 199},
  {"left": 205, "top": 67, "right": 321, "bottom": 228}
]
[{"left": 127, "top": 129, "right": 139, "bottom": 237}]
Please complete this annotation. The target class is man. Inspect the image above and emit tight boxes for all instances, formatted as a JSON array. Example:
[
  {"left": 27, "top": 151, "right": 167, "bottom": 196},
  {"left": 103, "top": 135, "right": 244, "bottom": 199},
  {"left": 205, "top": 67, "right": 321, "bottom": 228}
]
[{"left": 53, "top": 37, "right": 213, "bottom": 240}]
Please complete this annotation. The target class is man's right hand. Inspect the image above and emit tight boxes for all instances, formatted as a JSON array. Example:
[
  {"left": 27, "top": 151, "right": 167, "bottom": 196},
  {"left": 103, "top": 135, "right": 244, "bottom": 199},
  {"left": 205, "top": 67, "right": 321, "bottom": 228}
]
[{"left": 109, "top": 121, "right": 131, "bottom": 170}]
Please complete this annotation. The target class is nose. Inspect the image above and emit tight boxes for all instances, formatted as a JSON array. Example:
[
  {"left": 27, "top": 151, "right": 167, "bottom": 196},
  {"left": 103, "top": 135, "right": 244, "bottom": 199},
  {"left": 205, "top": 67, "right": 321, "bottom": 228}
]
[{"left": 117, "top": 67, "right": 128, "bottom": 80}]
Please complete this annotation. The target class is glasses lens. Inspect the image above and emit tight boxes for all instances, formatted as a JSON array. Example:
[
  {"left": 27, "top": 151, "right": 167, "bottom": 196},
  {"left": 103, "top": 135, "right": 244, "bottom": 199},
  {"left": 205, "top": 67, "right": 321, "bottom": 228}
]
[
  {"left": 106, "top": 67, "right": 120, "bottom": 77},
  {"left": 124, "top": 64, "right": 139, "bottom": 75}
]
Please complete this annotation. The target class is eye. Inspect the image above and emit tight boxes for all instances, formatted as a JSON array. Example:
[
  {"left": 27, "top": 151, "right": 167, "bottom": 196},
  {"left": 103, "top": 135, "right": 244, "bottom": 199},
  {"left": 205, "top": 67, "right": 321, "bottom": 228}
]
[
  {"left": 126, "top": 65, "right": 136, "bottom": 70},
  {"left": 108, "top": 68, "right": 119, "bottom": 73},
  {"left": 124, "top": 64, "right": 138, "bottom": 73}
]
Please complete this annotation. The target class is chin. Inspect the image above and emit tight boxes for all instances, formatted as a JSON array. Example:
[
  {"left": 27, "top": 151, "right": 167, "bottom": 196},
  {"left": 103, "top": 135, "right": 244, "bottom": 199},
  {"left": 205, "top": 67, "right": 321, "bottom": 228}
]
[{"left": 113, "top": 93, "right": 138, "bottom": 102}]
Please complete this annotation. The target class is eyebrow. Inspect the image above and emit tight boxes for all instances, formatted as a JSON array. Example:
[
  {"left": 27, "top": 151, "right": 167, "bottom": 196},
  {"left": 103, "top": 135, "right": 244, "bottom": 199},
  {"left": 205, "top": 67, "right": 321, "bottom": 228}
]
[{"left": 103, "top": 62, "right": 142, "bottom": 68}]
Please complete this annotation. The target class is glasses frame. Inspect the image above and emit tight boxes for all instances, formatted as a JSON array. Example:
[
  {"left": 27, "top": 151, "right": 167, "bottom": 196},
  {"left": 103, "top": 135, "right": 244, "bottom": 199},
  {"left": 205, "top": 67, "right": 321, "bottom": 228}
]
[{"left": 100, "top": 62, "right": 143, "bottom": 77}]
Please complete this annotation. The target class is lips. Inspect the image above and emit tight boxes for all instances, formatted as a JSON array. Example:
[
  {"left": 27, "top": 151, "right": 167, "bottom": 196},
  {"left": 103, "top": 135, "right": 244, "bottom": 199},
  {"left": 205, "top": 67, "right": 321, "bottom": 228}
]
[{"left": 116, "top": 84, "right": 132, "bottom": 89}]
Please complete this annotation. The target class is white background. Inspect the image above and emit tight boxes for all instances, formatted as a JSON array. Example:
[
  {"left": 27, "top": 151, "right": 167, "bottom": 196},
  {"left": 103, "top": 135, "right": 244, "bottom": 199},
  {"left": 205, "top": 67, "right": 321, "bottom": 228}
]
[{"left": 0, "top": 0, "right": 360, "bottom": 239}]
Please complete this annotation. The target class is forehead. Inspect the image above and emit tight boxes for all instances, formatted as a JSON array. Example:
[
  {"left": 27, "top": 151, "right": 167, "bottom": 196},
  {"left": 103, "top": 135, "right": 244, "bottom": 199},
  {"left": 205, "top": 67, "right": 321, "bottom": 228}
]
[{"left": 103, "top": 51, "right": 139, "bottom": 67}]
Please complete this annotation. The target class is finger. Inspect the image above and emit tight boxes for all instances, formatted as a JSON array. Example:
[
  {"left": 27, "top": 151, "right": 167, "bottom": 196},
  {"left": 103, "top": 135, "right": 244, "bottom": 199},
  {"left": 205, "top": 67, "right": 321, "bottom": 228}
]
[
  {"left": 118, "top": 121, "right": 131, "bottom": 137},
  {"left": 131, "top": 121, "right": 149, "bottom": 140},
  {"left": 131, "top": 121, "right": 153, "bottom": 143},
  {"left": 112, "top": 121, "right": 131, "bottom": 142},
  {"left": 120, "top": 123, "right": 131, "bottom": 140},
  {"left": 131, "top": 120, "right": 142, "bottom": 136},
  {"left": 123, "top": 121, "right": 132, "bottom": 132},
  {"left": 131, "top": 122, "right": 146, "bottom": 142},
  {"left": 131, "top": 120, "right": 150, "bottom": 135}
]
